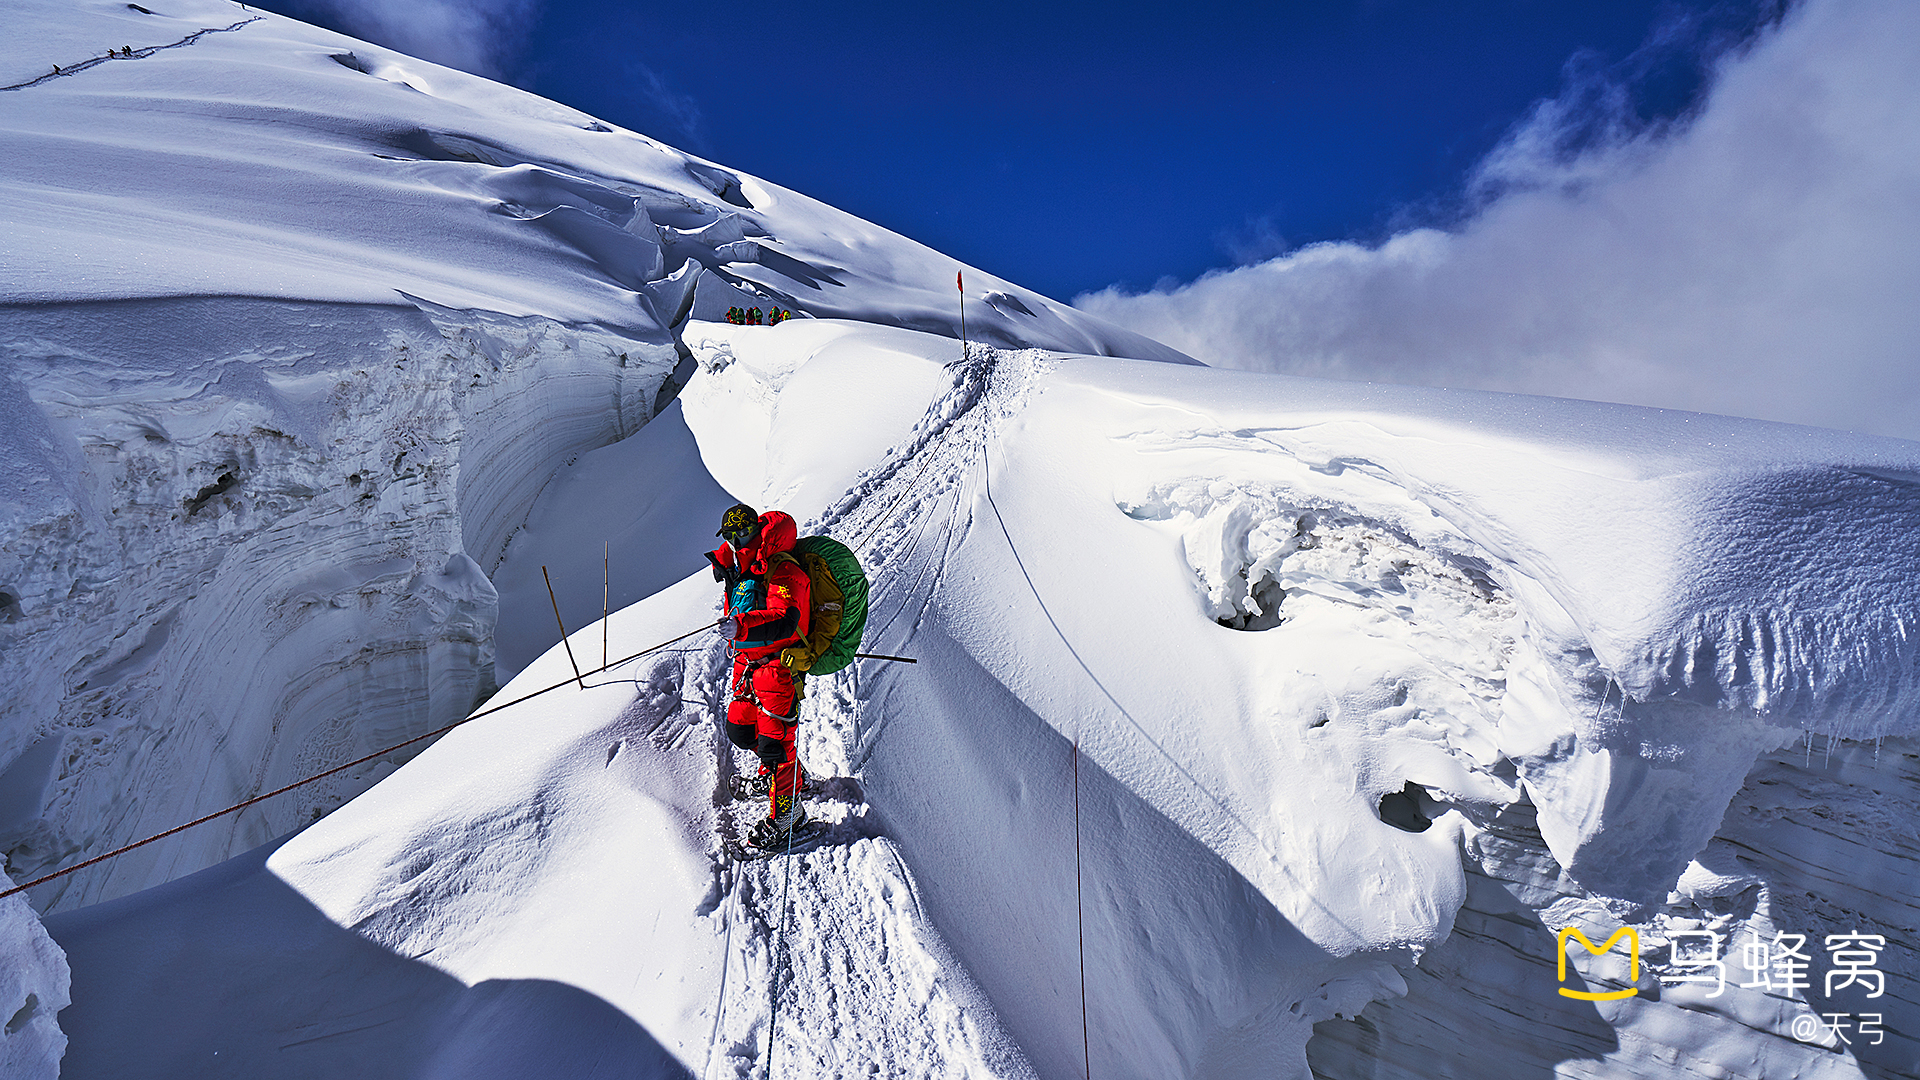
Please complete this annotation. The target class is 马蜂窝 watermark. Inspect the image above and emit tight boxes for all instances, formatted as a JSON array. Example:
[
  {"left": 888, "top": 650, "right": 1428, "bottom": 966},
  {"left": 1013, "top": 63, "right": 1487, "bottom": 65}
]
[
  {"left": 1555, "top": 926, "right": 1890, "bottom": 1044},
  {"left": 1556, "top": 927, "right": 1643, "bottom": 1002}
]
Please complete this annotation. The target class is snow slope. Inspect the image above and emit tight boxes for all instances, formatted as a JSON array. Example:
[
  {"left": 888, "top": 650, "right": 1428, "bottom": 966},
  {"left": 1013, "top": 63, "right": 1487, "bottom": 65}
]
[
  {"left": 0, "top": 0, "right": 1189, "bottom": 913},
  {"left": 48, "top": 321, "right": 1920, "bottom": 1080},
  {"left": 7, "top": 3, "right": 1920, "bottom": 1079},
  {"left": 0, "top": 0, "right": 1193, "bottom": 355}
]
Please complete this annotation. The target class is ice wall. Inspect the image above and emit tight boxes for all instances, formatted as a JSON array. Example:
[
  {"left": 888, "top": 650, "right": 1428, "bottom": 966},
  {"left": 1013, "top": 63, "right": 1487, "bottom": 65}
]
[
  {"left": 1308, "top": 735, "right": 1920, "bottom": 1079},
  {"left": 0, "top": 298, "right": 674, "bottom": 910}
]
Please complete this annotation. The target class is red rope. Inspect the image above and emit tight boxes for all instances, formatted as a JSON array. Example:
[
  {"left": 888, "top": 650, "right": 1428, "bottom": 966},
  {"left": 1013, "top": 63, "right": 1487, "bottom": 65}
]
[
  {"left": 0, "top": 618, "right": 721, "bottom": 903},
  {"left": 1075, "top": 736, "right": 1091, "bottom": 1079}
]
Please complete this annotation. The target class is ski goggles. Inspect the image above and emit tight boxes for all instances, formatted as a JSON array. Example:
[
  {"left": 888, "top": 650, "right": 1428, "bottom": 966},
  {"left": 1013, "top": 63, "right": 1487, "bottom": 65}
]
[{"left": 718, "top": 505, "right": 761, "bottom": 548}]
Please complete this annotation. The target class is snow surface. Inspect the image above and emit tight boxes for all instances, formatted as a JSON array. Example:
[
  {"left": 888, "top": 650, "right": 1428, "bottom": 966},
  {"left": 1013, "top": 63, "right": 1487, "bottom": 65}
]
[
  {"left": 6, "top": 3, "right": 1920, "bottom": 1079},
  {"left": 50, "top": 321, "right": 1920, "bottom": 1079},
  {"left": 0, "top": 869, "right": 68, "bottom": 1076},
  {"left": 0, "top": 0, "right": 1191, "bottom": 915},
  {"left": 0, "top": 0, "right": 1191, "bottom": 360}
]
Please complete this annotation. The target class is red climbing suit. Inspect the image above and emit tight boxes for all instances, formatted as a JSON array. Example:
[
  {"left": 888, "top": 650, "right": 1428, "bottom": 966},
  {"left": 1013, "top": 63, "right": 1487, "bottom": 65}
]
[{"left": 709, "top": 510, "right": 811, "bottom": 822}]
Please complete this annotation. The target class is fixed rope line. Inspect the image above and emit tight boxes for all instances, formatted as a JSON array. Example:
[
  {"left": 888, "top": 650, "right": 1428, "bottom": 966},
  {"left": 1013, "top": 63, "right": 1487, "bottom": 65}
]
[
  {"left": 842, "top": 341, "right": 996, "bottom": 554},
  {"left": 767, "top": 803, "right": 799, "bottom": 1077},
  {"left": 701, "top": 858, "right": 742, "bottom": 1080},
  {"left": 1074, "top": 729, "right": 1091, "bottom": 1080},
  {"left": 980, "top": 431, "right": 1094, "bottom": 1075},
  {"left": 0, "top": 617, "right": 723, "bottom": 903}
]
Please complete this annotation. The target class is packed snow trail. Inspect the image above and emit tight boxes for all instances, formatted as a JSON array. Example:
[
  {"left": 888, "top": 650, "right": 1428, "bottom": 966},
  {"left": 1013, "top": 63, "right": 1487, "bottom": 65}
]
[
  {"left": 690, "top": 336, "right": 1051, "bottom": 1078},
  {"left": 0, "top": 16, "right": 260, "bottom": 92}
]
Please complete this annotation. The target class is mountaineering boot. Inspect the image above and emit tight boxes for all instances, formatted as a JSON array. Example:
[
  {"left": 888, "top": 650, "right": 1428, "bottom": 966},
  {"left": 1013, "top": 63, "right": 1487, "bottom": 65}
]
[
  {"left": 747, "top": 802, "right": 811, "bottom": 850},
  {"left": 730, "top": 767, "right": 772, "bottom": 801},
  {"left": 730, "top": 765, "right": 822, "bottom": 802}
]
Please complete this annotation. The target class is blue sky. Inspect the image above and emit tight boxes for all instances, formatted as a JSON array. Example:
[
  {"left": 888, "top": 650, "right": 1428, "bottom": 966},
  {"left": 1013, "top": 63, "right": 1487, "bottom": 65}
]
[
  {"left": 253, "top": 0, "right": 1779, "bottom": 302},
  {"left": 245, "top": 0, "right": 1920, "bottom": 443}
]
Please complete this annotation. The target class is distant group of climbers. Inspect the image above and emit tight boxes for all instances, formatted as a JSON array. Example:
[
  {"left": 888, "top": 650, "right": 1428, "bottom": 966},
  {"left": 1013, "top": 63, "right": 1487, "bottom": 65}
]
[
  {"left": 725, "top": 306, "right": 791, "bottom": 326},
  {"left": 706, "top": 503, "right": 866, "bottom": 850}
]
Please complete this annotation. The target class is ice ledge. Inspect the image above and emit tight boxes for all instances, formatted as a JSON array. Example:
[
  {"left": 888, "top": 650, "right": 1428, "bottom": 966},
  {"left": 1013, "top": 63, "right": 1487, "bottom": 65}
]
[{"left": 1613, "top": 464, "right": 1920, "bottom": 736}]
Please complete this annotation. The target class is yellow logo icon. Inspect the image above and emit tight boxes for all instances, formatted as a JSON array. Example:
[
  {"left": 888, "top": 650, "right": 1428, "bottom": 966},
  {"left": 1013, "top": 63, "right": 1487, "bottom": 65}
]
[{"left": 1557, "top": 927, "right": 1641, "bottom": 1001}]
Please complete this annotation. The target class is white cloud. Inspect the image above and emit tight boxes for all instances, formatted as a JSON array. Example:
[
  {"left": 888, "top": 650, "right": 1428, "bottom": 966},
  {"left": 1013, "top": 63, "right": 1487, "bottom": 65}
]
[
  {"left": 617, "top": 57, "right": 707, "bottom": 149},
  {"left": 1077, "top": 0, "right": 1920, "bottom": 443},
  {"left": 300, "top": 0, "right": 541, "bottom": 79}
]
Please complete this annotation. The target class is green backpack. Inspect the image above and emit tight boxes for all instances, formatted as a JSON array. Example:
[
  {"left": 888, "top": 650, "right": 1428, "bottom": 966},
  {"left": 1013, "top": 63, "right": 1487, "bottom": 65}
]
[{"left": 780, "top": 535, "right": 868, "bottom": 676}]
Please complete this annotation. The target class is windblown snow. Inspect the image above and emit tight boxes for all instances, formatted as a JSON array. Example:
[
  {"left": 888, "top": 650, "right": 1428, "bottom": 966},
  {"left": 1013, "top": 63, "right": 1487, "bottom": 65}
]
[{"left": 3, "top": 2, "right": 1919, "bottom": 1080}]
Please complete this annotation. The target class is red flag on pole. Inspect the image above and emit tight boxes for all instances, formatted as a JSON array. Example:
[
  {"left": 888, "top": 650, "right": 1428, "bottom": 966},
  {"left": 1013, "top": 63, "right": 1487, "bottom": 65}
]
[{"left": 956, "top": 271, "right": 969, "bottom": 360}]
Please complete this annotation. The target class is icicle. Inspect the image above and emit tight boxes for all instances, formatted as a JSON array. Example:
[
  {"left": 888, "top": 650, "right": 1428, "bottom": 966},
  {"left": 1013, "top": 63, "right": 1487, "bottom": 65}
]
[{"left": 1804, "top": 729, "right": 1813, "bottom": 769}]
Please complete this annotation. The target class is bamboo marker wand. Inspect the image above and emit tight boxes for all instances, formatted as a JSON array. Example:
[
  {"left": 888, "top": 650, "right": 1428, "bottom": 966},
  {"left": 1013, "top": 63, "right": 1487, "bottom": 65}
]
[
  {"left": 543, "top": 565, "right": 585, "bottom": 690},
  {"left": 602, "top": 541, "right": 610, "bottom": 670}
]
